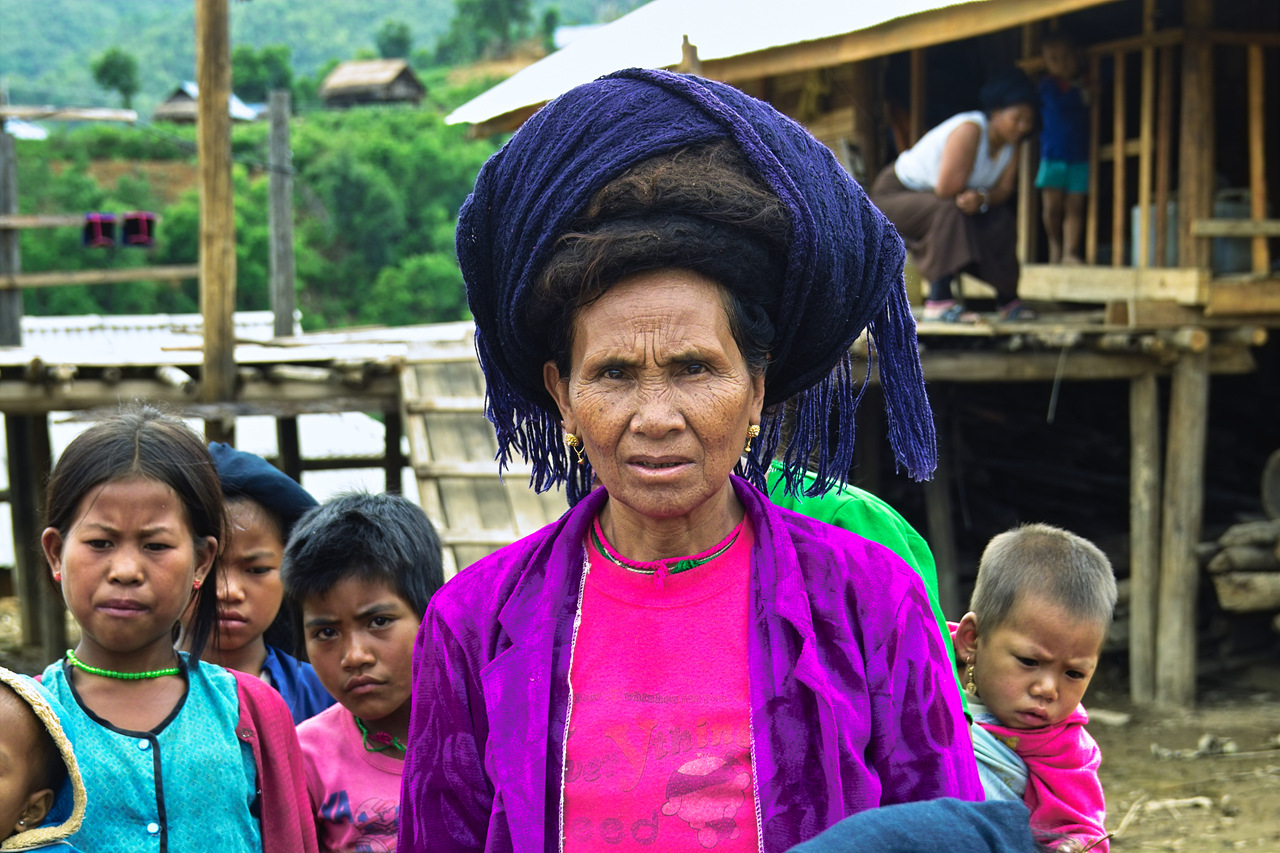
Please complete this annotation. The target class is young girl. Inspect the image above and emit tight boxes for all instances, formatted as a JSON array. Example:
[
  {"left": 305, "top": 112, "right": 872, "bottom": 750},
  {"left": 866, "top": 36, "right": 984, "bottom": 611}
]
[
  {"left": 38, "top": 406, "right": 317, "bottom": 852},
  {"left": 203, "top": 442, "right": 334, "bottom": 724}
]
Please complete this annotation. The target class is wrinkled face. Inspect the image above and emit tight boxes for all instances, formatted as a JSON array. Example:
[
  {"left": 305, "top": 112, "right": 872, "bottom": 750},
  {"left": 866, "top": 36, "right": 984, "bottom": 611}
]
[
  {"left": 42, "top": 477, "right": 216, "bottom": 671},
  {"left": 989, "top": 104, "right": 1037, "bottom": 146},
  {"left": 1043, "top": 42, "right": 1079, "bottom": 80},
  {"left": 214, "top": 500, "right": 285, "bottom": 658},
  {"left": 544, "top": 269, "right": 766, "bottom": 527},
  {"left": 969, "top": 594, "right": 1104, "bottom": 729},
  {"left": 302, "top": 577, "right": 421, "bottom": 731}
]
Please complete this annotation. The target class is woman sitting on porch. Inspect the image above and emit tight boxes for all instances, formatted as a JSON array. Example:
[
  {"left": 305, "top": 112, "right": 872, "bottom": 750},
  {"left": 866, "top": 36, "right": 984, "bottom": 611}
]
[{"left": 871, "top": 68, "right": 1039, "bottom": 323}]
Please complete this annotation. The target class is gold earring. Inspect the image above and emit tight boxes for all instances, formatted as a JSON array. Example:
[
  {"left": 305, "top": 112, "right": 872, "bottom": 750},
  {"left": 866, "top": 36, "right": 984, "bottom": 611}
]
[
  {"left": 564, "top": 433, "right": 586, "bottom": 466},
  {"left": 965, "top": 657, "right": 978, "bottom": 697},
  {"left": 744, "top": 424, "right": 761, "bottom": 454}
]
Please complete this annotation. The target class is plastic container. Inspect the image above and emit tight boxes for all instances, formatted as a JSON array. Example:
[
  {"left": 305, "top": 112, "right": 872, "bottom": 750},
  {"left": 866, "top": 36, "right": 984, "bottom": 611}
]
[{"left": 1131, "top": 189, "right": 1263, "bottom": 273}]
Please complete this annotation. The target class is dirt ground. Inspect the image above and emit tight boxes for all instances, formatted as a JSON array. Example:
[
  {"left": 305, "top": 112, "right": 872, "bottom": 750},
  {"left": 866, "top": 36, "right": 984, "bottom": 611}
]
[
  {"left": 1084, "top": 663, "right": 1280, "bottom": 851},
  {"left": 1, "top": 597, "right": 1275, "bottom": 849}
]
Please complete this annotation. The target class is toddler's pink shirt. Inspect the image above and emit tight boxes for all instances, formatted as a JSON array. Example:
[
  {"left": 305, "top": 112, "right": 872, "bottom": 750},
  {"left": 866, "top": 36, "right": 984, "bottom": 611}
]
[
  {"left": 563, "top": 521, "right": 759, "bottom": 852},
  {"left": 297, "top": 702, "right": 404, "bottom": 852}
]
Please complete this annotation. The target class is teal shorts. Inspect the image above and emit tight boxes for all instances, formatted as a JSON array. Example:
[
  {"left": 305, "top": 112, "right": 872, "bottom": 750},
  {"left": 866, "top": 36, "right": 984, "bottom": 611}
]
[{"left": 1035, "top": 158, "right": 1090, "bottom": 194}]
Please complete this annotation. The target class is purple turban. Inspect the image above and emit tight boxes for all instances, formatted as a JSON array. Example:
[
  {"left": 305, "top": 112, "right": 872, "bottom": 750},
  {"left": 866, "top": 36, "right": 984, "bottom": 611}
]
[{"left": 459, "top": 68, "right": 935, "bottom": 502}]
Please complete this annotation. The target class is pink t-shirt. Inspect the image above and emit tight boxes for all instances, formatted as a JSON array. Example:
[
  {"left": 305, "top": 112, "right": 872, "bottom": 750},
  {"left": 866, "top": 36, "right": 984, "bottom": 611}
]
[
  {"left": 563, "top": 520, "right": 759, "bottom": 852},
  {"left": 297, "top": 702, "right": 403, "bottom": 852}
]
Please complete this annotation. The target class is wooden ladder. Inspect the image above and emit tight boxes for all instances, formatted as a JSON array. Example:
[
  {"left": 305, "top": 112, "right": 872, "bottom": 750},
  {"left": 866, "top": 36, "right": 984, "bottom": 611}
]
[{"left": 398, "top": 335, "right": 568, "bottom": 579}]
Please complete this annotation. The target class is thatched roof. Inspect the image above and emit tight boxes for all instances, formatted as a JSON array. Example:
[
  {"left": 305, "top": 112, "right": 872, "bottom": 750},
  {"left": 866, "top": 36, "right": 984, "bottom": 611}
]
[
  {"left": 320, "top": 59, "right": 425, "bottom": 100},
  {"left": 152, "top": 82, "right": 260, "bottom": 123}
]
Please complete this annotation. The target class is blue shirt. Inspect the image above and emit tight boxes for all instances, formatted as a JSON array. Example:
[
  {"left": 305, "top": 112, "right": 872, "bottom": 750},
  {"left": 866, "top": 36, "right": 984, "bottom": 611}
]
[
  {"left": 42, "top": 655, "right": 262, "bottom": 853},
  {"left": 262, "top": 645, "right": 335, "bottom": 725},
  {"left": 1039, "top": 76, "right": 1090, "bottom": 162}
]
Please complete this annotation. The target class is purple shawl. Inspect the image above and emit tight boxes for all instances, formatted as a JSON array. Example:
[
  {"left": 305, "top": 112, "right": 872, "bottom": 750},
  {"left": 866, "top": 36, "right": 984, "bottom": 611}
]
[{"left": 399, "top": 478, "right": 982, "bottom": 851}]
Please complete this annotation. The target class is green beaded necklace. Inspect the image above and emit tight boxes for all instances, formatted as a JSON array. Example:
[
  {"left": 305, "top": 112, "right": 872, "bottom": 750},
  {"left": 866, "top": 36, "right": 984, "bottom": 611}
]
[
  {"left": 354, "top": 715, "right": 407, "bottom": 753},
  {"left": 65, "top": 649, "right": 180, "bottom": 680}
]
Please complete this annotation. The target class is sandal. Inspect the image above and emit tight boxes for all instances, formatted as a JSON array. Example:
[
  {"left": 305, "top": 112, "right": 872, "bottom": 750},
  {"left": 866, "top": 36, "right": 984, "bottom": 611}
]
[
  {"left": 923, "top": 300, "right": 976, "bottom": 324},
  {"left": 998, "top": 300, "right": 1037, "bottom": 321}
]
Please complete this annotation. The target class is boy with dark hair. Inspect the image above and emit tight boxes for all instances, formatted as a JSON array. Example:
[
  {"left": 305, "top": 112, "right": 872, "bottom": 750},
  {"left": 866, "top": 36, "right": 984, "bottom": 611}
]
[
  {"left": 282, "top": 492, "right": 444, "bottom": 852},
  {"left": 1037, "top": 32, "right": 1091, "bottom": 265},
  {"left": 952, "top": 523, "right": 1117, "bottom": 853}
]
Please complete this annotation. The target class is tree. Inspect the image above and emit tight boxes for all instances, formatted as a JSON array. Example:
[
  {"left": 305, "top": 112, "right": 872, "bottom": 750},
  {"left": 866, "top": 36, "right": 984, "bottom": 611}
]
[
  {"left": 375, "top": 20, "right": 413, "bottom": 59},
  {"left": 232, "top": 45, "right": 293, "bottom": 103},
  {"left": 436, "top": 0, "right": 532, "bottom": 64},
  {"left": 90, "top": 47, "right": 139, "bottom": 109}
]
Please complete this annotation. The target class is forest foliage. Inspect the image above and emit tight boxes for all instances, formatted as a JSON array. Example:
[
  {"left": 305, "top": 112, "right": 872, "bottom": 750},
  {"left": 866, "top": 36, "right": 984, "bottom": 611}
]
[{"left": 12, "top": 92, "right": 500, "bottom": 330}]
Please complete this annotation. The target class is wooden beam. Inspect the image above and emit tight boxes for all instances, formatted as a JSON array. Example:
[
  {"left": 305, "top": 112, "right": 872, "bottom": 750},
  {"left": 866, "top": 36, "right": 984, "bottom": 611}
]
[
  {"left": 1112, "top": 51, "right": 1127, "bottom": 268},
  {"left": 1155, "top": 348, "right": 1209, "bottom": 708},
  {"left": 1136, "top": 21, "right": 1156, "bottom": 269},
  {"left": 1017, "top": 21, "right": 1040, "bottom": 265},
  {"left": 1190, "top": 219, "right": 1280, "bottom": 238},
  {"left": 1204, "top": 279, "right": 1280, "bottom": 315},
  {"left": 909, "top": 49, "right": 926, "bottom": 146},
  {"left": 702, "top": 0, "right": 1121, "bottom": 83},
  {"left": 198, "top": 0, "right": 237, "bottom": 412},
  {"left": 0, "top": 106, "right": 137, "bottom": 122},
  {"left": 1178, "top": 0, "right": 1214, "bottom": 270},
  {"left": 1018, "top": 264, "right": 1209, "bottom": 305},
  {"left": 0, "top": 132, "right": 21, "bottom": 346},
  {"left": 1097, "top": 139, "right": 1143, "bottom": 160},
  {"left": 0, "top": 264, "right": 200, "bottom": 290},
  {"left": 268, "top": 91, "right": 295, "bottom": 339},
  {"left": 1154, "top": 45, "right": 1174, "bottom": 268},
  {"left": 1086, "top": 53, "right": 1101, "bottom": 264},
  {"left": 1208, "top": 30, "right": 1280, "bottom": 48},
  {"left": 1247, "top": 44, "right": 1270, "bottom": 276},
  {"left": 1129, "top": 371, "right": 1160, "bottom": 705},
  {"left": 384, "top": 409, "right": 405, "bottom": 494},
  {"left": 1086, "top": 27, "right": 1185, "bottom": 56},
  {"left": 915, "top": 347, "right": 1255, "bottom": 383},
  {"left": 0, "top": 214, "right": 84, "bottom": 230}
]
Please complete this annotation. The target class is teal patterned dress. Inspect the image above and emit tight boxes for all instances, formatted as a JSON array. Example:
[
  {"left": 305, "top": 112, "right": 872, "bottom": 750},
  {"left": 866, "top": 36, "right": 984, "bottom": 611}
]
[{"left": 41, "top": 653, "right": 262, "bottom": 853}]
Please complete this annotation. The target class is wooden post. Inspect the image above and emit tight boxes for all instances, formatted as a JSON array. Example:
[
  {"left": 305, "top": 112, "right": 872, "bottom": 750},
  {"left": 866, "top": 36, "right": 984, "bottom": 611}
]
[
  {"left": 1246, "top": 44, "right": 1269, "bottom": 275},
  {"left": 30, "top": 414, "right": 63, "bottom": 662},
  {"left": 1017, "top": 23, "right": 1040, "bottom": 265},
  {"left": 923, "top": 395, "right": 960, "bottom": 619},
  {"left": 1111, "top": 51, "right": 1127, "bottom": 268},
  {"left": 1086, "top": 53, "right": 1101, "bottom": 265},
  {"left": 679, "top": 35, "right": 702, "bottom": 76},
  {"left": 198, "top": 0, "right": 236, "bottom": 444},
  {"left": 909, "top": 49, "right": 926, "bottom": 146},
  {"left": 849, "top": 59, "right": 880, "bottom": 182},
  {"left": 0, "top": 128, "right": 43, "bottom": 649},
  {"left": 1135, "top": 1, "right": 1156, "bottom": 269},
  {"left": 1177, "top": 0, "right": 1214, "bottom": 270},
  {"left": 1154, "top": 45, "right": 1174, "bottom": 268},
  {"left": 384, "top": 410, "right": 405, "bottom": 495},
  {"left": 268, "top": 89, "right": 301, "bottom": 473},
  {"left": 1155, "top": 347, "right": 1209, "bottom": 707},
  {"left": 1128, "top": 372, "right": 1160, "bottom": 704}
]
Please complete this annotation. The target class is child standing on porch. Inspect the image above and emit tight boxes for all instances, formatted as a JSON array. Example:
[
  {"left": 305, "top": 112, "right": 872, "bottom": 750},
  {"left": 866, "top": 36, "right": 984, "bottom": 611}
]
[
  {"left": 1037, "top": 33, "right": 1091, "bottom": 265},
  {"left": 951, "top": 523, "right": 1117, "bottom": 852}
]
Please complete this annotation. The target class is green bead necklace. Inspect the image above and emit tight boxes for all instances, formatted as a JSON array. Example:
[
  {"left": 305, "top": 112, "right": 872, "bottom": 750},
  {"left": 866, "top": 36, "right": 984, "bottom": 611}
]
[
  {"left": 354, "top": 715, "right": 407, "bottom": 753},
  {"left": 65, "top": 649, "right": 180, "bottom": 680}
]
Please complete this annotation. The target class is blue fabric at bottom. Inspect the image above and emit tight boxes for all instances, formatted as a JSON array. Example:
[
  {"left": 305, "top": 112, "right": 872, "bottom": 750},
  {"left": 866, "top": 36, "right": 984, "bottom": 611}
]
[{"left": 785, "top": 798, "right": 1039, "bottom": 853}]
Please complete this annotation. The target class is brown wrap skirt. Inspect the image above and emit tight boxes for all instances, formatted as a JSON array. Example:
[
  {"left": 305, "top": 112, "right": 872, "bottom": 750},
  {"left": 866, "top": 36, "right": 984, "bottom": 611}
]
[{"left": 870, "top": 164, "right": 1019, "bottom": 302}]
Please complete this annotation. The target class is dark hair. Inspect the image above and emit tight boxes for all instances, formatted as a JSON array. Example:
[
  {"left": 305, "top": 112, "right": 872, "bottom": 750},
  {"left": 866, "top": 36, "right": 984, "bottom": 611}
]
[
  {"left": 0, "top": 683, "right": 66, "bottom": 795},
  {"left": 43, "top": 405, "right": 227, "bottom": 664},
  {"left": 280, "top": 492, "right": 444, "bottom": 619},
  {"left": 970, "top": 522, "right": 1117, "bottom": 637},
  {"left": 531, "top": 140, "right": 788, "bottom": 381},
  {"left": 225, "top": 496, "right": 298, "bottom": 653},
  {"left": 979, "top": 68, "right": 1039, "bottom": 116}
]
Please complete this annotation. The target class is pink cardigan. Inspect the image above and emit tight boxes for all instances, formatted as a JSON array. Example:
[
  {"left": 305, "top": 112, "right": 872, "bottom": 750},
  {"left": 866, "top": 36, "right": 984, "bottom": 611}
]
[
  {"left": 233, "top": 670, "right": 321, "bottom": 853},
  {"left": 978, "top": 706, "right": 1109, "bottom": 852}
]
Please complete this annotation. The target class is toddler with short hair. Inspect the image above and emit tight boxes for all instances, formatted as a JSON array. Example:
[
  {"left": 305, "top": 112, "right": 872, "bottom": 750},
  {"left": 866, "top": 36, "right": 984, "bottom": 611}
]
[
  {"left": 282, "top": 492, "right": 444, "bottom": 852},
  {"left": 0, "top": 667, "right": 86, "bottom": 851},
  {"left": 951, "top": 522, "right": 1117, "bottom": 853}
]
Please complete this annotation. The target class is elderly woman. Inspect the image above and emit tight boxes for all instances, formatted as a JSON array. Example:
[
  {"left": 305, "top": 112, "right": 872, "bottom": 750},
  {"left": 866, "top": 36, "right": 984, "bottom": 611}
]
[
  {"left": 399, "top": 69, "right": 982, "bottom": 853},
  {"left": 871, "top": 69, "right": 1039, "bottom": 323}
]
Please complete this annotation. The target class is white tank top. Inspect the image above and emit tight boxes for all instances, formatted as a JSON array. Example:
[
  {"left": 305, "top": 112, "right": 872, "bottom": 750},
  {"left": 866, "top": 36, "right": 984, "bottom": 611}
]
[{"left": 893, "top": 111, "right": 1014, "bottom": 193}]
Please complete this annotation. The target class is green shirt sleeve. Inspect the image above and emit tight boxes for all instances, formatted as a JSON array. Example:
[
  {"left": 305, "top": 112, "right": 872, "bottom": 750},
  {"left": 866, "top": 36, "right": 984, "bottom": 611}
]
[{"left": 765, "top": 462, "right": 967, "bottom": 711}]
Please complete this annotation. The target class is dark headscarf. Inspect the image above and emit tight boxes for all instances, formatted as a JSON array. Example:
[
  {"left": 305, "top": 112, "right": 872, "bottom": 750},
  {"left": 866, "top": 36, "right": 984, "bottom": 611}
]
[
  {"left": 979, "top": 68, "right": 1039, "bottom": 114},
  {"left": 460, "top": 68, "right": 935, "bottom": 502},
  {"left": 209, "top": 442, "right": 318, "bottom": 537}
]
